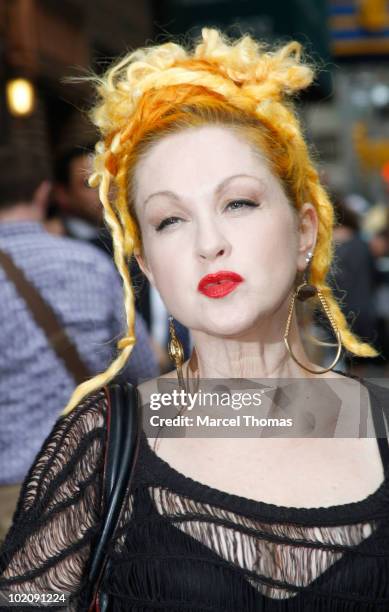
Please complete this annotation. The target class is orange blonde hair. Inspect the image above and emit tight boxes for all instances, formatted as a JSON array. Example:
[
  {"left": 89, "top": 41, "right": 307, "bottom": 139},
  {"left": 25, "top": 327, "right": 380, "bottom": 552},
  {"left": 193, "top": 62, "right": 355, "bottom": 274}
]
[{"left": 62, "top": 28, "right": 378, "bottom": 415}]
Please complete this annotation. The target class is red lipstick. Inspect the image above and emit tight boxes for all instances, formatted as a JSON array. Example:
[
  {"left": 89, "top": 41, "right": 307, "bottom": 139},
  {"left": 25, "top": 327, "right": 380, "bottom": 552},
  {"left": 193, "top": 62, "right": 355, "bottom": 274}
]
[{"left": 198, "top": 270, "right": 244, "bottom": 299}]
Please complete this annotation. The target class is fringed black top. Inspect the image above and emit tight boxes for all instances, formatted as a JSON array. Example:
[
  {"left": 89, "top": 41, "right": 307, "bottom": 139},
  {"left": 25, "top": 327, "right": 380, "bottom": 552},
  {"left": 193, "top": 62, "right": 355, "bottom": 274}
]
[{"left": 1, "top": 377, "right": 389, "bottom": 611}]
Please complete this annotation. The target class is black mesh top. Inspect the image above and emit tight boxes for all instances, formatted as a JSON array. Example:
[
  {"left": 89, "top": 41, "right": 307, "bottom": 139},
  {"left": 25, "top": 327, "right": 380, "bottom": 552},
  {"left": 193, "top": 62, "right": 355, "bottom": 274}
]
[{"left": 1, "top": 376, "right": 389, "bottom": 611}]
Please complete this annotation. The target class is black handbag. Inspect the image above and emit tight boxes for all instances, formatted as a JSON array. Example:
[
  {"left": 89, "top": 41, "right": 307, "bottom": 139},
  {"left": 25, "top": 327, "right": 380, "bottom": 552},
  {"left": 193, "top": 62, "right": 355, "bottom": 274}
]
[{"left": 85, "top": 382, "right": 142, "bottom": 612}]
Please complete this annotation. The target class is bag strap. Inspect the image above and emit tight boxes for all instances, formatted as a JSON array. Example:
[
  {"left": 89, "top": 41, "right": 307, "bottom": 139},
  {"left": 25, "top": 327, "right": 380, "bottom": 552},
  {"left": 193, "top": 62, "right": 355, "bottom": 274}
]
[
  {"left": 0, "top": 247, "right": 91, "bottom": 384},
  {"left": 87, "top": 382, "right": 142, "bottom": 612}
]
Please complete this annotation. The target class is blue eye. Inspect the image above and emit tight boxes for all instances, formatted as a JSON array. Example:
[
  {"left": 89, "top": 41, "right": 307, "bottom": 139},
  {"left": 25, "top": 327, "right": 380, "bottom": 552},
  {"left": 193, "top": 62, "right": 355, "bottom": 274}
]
[
  {"left": 226, "top": 199, "right": 259, "bottom": 211},
  {"left": 155, "top": 216, "right": 182, "bottom": 232}
]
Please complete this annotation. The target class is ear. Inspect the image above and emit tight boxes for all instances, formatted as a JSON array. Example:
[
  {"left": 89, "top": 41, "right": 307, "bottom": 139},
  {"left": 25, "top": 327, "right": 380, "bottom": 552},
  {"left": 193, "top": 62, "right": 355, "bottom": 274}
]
[
  {"left": 33, "top": 181, "right": 52, "bottom": 217},
  {"left": 297, "top": 202, "right": 318, "bottom": 273},
  {"left": 134, "top": 248, "right": 156, "bottom": 287},
  {"left": 53, "top": 183, "right": 72, "bottom": 211}
]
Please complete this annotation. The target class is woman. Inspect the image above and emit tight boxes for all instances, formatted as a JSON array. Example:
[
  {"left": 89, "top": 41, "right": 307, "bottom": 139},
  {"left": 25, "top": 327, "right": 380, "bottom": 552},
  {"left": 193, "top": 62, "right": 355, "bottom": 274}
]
[{"left": 1, "top": 28, "right": 388, "bottom": 611}]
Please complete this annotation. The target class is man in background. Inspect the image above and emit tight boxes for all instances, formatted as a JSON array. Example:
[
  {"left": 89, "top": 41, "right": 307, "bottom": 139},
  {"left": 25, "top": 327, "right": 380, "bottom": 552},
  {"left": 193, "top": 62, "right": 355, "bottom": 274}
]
[
  {"left": 0, "top": 166, "right": 158, "bottom": 540},
  {"left": 52, "top": 145, "right": 110, "bottom": 249}
]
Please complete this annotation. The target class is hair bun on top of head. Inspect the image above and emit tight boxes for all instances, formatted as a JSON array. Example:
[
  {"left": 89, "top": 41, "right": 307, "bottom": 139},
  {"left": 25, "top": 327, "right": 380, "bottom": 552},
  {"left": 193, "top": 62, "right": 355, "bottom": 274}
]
[
  {"left": 90, "top": 27, "right": 314, "bottom": 140},
  {"left": 194, "top": 28, "right": 314, "bottom": 98}
]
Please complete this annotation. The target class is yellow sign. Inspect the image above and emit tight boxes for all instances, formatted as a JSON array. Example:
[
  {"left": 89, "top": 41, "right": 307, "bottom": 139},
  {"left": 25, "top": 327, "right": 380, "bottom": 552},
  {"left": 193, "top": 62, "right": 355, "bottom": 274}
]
[
  {"left": 358, "top": 0, "right": 387, "bottom": 31},
  {"left": 353, "top": 122, "right": 389, "bottom": 169}
]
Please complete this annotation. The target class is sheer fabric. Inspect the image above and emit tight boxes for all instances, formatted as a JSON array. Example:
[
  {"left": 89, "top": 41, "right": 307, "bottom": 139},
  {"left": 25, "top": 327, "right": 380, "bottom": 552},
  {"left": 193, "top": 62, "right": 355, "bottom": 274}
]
[{"left": 1, "top": 378, "right": 389, "bottom": 611}]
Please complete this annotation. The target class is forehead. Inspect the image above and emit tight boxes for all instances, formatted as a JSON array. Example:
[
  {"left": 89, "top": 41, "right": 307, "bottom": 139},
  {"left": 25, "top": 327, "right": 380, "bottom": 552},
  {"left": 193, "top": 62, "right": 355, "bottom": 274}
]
[{"left": 134, "top": 126, "right": 277, "bottom": 203}]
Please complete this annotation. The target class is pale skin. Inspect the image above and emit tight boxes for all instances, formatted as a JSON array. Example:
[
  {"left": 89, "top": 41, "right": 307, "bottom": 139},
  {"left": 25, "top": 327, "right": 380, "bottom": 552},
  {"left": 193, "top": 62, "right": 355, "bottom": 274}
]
[{"left": 133, "top": 126, "right": 385, "bottom": 508}]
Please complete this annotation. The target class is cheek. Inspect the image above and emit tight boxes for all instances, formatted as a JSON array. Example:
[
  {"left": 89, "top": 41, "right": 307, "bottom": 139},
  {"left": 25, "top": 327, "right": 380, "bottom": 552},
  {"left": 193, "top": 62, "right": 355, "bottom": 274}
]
[
  {"left": 147, "top": 258, "right": 191, "bottom": 321},
  {"left": 142, "top": 236, "right": 189, "bottom": 294},
  {"left": 241, "top": 210, "right": 297, "bottom": 259},
  {"left": 266, "top": 219, "right": 299, "bottom": 291},
  {"left": 239, "top": 214, "right": 298, "bottom": 295}
]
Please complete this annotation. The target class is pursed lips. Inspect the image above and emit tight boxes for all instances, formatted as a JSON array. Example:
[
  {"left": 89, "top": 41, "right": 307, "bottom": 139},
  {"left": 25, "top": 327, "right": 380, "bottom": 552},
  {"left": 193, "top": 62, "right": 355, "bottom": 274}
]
[{"left": 197, "top": 271, "right": 244, "bottom": 298}]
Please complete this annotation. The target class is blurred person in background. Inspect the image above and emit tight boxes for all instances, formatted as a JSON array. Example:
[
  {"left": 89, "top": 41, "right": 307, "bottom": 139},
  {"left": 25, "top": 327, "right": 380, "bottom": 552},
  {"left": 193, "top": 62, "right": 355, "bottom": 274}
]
[
  {"left": 53, "top": 145, "right": 111, "bottom": 250},
  {"left": 0, "top": 165, "right": 158, "bottom": 541},
  {"left": 54, "top": 145, "right": 192, "bottom": 371},
  {"left": 327, "top": 194, "right": 380, "bottom": 375},
  {"left": 367, "top": 227, "right": 389, "bottom": 376}
]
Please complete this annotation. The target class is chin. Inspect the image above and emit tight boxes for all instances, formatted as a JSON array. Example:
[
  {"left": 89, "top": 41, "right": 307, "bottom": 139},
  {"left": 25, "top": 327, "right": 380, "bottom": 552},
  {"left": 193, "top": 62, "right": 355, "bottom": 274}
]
[{"left": 199, "top": 311, "right": 261, "bottom": 338}]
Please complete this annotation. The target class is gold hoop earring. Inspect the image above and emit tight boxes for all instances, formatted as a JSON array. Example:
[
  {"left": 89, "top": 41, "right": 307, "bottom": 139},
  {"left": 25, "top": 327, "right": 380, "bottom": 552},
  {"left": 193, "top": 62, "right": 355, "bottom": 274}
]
[
  {"left": 284, "top": 279, "right": 342, "bottom": 375},
  {"left": 167, "top": 316, "right": 185, "bottom": 389}
]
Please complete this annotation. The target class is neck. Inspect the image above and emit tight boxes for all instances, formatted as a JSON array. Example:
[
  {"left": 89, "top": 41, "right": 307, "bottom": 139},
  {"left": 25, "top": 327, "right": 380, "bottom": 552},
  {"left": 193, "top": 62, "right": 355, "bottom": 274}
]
[
  {"left": 187, "top": 306, "right": 318, "bottom": 381},
  {"left": 0, "top": 204, "right": 41, "bottom": 223}
]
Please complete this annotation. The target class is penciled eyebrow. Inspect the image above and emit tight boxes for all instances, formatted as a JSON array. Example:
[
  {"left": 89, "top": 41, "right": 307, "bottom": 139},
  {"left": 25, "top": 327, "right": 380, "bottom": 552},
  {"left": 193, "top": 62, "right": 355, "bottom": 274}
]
[{"left": 142, "top": 173, "right": 264, "bottom": 209}]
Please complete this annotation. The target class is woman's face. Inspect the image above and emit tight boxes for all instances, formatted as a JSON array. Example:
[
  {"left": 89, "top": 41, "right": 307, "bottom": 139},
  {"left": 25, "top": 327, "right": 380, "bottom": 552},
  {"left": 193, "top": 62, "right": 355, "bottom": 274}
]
[{"left": 134, "top": 125, "right": 317, "bottom": 338}]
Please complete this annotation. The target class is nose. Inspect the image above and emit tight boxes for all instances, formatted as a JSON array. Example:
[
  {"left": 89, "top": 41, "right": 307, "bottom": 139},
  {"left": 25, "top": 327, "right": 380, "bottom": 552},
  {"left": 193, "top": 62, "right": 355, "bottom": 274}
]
[{"left": 195, "top": 217, "right": 231, "bottom": 262}]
